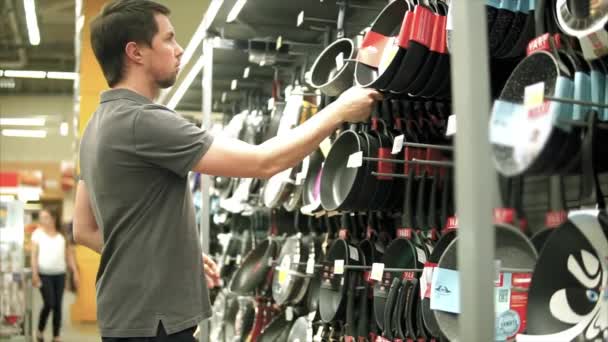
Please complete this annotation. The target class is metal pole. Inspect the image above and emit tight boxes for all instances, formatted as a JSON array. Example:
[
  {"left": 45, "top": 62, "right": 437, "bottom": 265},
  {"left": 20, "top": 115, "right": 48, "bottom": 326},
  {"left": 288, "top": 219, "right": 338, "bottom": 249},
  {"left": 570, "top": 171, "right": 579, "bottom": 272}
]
[
  {"left": 451, "top": 0, "right": 496, "bottom": 341},
  {"left": 198, "top": 36, "right": 213, "bottom": 342}
]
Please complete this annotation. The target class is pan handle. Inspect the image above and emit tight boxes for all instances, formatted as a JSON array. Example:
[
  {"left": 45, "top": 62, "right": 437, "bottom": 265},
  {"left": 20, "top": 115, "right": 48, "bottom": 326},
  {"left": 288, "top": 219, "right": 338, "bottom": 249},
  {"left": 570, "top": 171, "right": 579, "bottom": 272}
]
[{"left": 382, "top": 277, "right": 402, "bottom": 339}]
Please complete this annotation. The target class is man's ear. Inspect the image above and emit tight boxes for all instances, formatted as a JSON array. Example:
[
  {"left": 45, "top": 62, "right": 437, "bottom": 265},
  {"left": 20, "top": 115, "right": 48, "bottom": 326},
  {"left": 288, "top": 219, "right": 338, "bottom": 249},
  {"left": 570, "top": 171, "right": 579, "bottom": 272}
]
[{"left": 124, "top": 41, "right": 144, "bottom": 65}]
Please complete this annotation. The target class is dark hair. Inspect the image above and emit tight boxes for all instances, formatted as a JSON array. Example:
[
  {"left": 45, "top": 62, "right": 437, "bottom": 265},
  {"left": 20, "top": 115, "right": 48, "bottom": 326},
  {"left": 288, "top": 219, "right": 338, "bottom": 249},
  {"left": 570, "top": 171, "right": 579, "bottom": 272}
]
[
  {"left": 90, "top": 0, "right": 170, "bottom": 87},
  {"left": 40, "top": 207, "right": 59, "bottom": 229}
]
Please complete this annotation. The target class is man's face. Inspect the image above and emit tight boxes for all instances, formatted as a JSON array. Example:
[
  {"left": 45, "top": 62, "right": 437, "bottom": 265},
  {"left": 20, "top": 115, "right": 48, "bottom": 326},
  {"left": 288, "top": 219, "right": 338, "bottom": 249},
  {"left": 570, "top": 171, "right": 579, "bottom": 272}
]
[{"left": 143, "top": 14, "right": 183, "bottom": 89}]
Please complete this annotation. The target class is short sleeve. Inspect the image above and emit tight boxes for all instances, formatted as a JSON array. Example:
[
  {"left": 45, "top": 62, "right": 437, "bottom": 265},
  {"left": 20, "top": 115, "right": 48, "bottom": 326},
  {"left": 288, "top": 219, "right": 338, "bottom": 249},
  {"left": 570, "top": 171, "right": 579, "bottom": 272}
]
[{"left": 133, "top": 105, "right": 214, "bottom": 177}]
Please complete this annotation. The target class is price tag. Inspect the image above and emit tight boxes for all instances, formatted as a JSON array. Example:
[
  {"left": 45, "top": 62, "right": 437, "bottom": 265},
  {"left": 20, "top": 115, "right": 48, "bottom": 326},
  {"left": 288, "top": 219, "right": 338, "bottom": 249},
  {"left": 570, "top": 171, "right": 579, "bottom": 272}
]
[
  {"left": 495, "top": 259, "right": 502, "bottom": 284},
  {"left": 286, "top": 306, "right": 294, "bottom": 321},
  {"left": 306, "top": 257, "right": 315, "bottom": 275},
  {"left": 268, "top": 257, "right": 274, "bottom": 267},
  {"left": 236, "top": 255, "right": 242, "bottom": 265},
  {"left": 446, "top": 115, "right": 457, "bottom": 136},
  {"left": 334, "top": 259, "right": 345, "bottom": 275},
  {"left": 335, "top": 52, "right": 345, "bottom": 69},
  {"left": 524, "top": 82, "right": 545, "bottom": 110},
  {"left": 446, "top": 0, "right": 455, "bottom": 31},
  {"left": 320, "top": 138, "right": 332, "bottom": 157},
  {"left": 579, "top": 30, "right": 608, "bottom": 61},
  {"left": 267, "top": 97, "right": 275, "bottom": 111},
  {"left": 300, "top": 156, "right": 310, "bottom": 180},
  {"left": 416, "top": 247, "right": 427, "bottom": 264},
  {"left": 297, "top": 11, "right": 304, "bottom": 27},
  {"left": 348, "top": 246, "right": 359, "bottom": 261},
  {"left": 392, "top": 134, "right": 405, "bottom": 154},
  {"left": 347, "top": 151, "right": 363, "bottom": 168},
  {"left": 296, "top": 172, "right": 306, "bottom": 185},
  {"left": 371, "top": 263, "right": 385, "bottom": 281}
]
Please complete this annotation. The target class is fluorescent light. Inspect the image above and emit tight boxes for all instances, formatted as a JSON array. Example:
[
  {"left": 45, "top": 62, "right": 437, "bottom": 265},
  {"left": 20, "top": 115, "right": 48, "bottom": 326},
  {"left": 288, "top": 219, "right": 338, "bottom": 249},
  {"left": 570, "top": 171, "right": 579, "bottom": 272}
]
[
  {"left": 47, "top": 71, "right": 77, "bottom": 80},
  {"left": 2, "top": 129, "right": 47, "bottom": 138},
  {"left": 226, "top": 0, "right": 247, "bottom": 23},
  {"left": 23, "top": 0, "right": 41, "bottom": 45},
  {"left": 243, "top": 67, "right": 250, "bottom": 78},
  {"left": 0, "top": 78, "right": 15, "bottom": 89},
  {"left": 166, "top": 54, "right": 205, "bottom": 110},
  {"left": 0, "top": 117, "right": 46, "bottom": 126},
  {"left": 60, "top": 122, "right": 69, "bottom": 136},
  {"left": 4, "top": 70, "right": 46, "bottom": 78},
  {"left": 0, "top": 70, "right": 3, "bottom": 77},
  {"left": 202, "top": 0, "right": 224, "bottom": 31}
]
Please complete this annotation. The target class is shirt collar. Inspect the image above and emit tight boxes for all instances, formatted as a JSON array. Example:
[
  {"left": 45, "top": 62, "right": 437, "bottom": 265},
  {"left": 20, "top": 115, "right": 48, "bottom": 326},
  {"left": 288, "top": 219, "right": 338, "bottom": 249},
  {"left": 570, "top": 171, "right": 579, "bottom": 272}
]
[{"left": 100, "top": 88, "right": 154, "bottom": 105}]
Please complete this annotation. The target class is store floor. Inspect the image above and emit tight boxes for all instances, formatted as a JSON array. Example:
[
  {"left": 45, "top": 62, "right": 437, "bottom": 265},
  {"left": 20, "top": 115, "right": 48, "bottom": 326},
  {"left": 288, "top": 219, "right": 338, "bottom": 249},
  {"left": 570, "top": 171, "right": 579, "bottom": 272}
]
[{"left": 32, "top": 290, "right": 101, "bottom": 342}]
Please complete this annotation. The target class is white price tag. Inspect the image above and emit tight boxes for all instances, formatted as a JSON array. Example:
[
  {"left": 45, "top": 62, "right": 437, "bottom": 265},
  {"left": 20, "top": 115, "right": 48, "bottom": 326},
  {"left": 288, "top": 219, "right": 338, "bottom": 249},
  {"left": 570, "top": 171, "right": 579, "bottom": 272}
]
[
  {"left": 286, "top": 306, "right": 294, "bottom": 321},
  {"left": 446, "top": 0, "right": 455, "bottom": 31},
  {"left": 297, "top": 11, "right": 304, "bottom": 27},
  {"left": 320, "top": 138, "right": 332, "bottom": 157},
  {"left": 236, "top": 255, "right": 242, "bottom": 265},
  {"left": 495, "top": 259, "right": 502, "bottom": 284},
  {"left": 392, "top": 134, "right": 405, "bottom": 154},
  {"left": 347, "top": 151, "right": 363, "bottom": 168},
  {"left": 334, "top": 259, "right": 345, "bottom": 275},
  {"left": 579, "top": 30, "right": 608, "bottom": 61},
  {"left": 267, "top": 97, "right": 275, "bottom": 111},
  {"left": 306, "top": 257, "right": 315, "bottom": 275},
  {"left": 371, "top": 263, "right": 385, "bottom": 281},
  {"left": 524, "top": 82, "right": 545, "bottom": 110},
  {"left": 335, "top": 52, "right": 345, "bottom": 69},
  {"left": 416, "top": 247, "right": 427, "bottom": 264},
  {"left": 296, "top": 172, "right": 306, "bottom": 185},
  {"left": 446, "top": 115, "right": 457, "bottom": 136},
  {"left": 348, "top": 246, "right": 359, "bottom": 261}
]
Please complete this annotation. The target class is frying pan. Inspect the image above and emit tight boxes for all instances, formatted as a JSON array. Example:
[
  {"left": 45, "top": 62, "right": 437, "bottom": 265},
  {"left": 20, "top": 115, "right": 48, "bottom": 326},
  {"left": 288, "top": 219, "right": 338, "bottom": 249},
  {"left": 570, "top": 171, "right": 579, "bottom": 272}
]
[
  {"left": 519, "top": 211, "right": 608, "bottom": 341},
  {"left": 530, "top": 175, "right": 568, "bottom": 253},
  {"left": 272, "top": 222, "right": 311, "bottom": 305},
  {"left": 319, "top": 215, "right": 363, "bottom": 323},
  {"left": 354, "top": 0, "right": 410, "bottom": 89},
  {"left": 387, "top": 2, "right": 438, "bottom": 94},
  {"left": 258, "top": 310, "right": 295, "bottom": 342},
  {"left": 503, "top": 0, "right": 538, "bottom": 59},
  {"left": 229, "top": 238, "right": 280, "bottom": 295},
  {"left": 300, "top": 150, "right": 325, "bottom": 214},
  {"left": 488, "top": 0, "right": 517, "bottom": 55},
  {"left": 432, "top": 224, "right": 538, "bottom": 341},
  {"left": 373, "top": 168, "right": 420, "bottom": 333},
  {"left": 493, "top": 0, "right": 532, "bottom": 58},
  {"left": 359, "top": 214, "right": 385, "bottom": 341},
  {"left": 555, "top": 0, "right": 608, "bottom": 61},
  {"left": 309, "top": 38, "right": 357, "bottom": 97},
  {"left": 412, "top": 1, "right": 451, "bottom": 98},
  {"left": 490, "top": 0, "right": 578, "bottom": 176}
]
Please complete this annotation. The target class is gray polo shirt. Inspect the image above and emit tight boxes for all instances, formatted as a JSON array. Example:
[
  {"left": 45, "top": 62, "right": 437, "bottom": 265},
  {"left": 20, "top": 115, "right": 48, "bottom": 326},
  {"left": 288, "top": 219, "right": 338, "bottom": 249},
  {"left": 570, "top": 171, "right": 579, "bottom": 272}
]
[{"left": 79, "top": 89, "right": 214, "bottom": 337}]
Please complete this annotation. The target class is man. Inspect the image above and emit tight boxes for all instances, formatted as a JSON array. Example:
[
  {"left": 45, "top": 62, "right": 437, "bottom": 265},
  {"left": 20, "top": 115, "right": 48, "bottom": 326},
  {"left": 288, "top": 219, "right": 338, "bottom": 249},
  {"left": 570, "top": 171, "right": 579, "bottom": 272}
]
[{"left": 73, "top": 0, "right": 381, "bottom": 341}]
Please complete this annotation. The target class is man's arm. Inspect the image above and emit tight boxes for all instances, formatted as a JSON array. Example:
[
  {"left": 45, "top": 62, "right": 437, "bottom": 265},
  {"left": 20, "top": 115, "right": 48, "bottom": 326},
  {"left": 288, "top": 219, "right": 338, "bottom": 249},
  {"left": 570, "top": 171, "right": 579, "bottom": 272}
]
[
  {"left": 73, "top": 180, "right": 103, "bottom": 254},
  {"left": 194, "top": 87, "right": 381, "bottom": 179}
]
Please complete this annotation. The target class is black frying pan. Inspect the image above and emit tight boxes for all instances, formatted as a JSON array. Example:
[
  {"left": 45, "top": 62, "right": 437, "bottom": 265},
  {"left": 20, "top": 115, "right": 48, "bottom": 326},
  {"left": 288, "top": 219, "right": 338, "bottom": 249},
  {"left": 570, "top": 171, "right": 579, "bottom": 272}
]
[
  {"left": 488, "top": 0, "right": 517, "bottom": 55},
  {"left": 355, "top": 0, "right": 410, "bottom": 90},
  {"left": 386, "top": 2, "right": 436, "bottom": 94},
  {"left": 229, "top": 238, "right": 280, "bottom": 295},
  {"left": 494, "top": 0, "right": 531, "bottom": 58}
]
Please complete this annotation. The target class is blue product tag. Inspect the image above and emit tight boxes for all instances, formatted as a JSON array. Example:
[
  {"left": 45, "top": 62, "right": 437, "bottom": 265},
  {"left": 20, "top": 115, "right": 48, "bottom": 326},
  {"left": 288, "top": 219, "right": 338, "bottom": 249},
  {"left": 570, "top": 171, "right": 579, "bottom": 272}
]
[
  {"left": 590, "top": 70, "right": 605, "bottom": 114},
  {"left": 573, "top": 72, "right": 591, "bottom": 121},
  {"left": 490, "top": 100, "right": 525, "bottom": 147},
  {"left": 552, "top": 76, "right": 575, "bottom": 131},
  {"left": 502, "top": 0, "right": 519, "bottom": 12},
  {"left": 430, "top": 268, "right": 460, "bottom": 314}
]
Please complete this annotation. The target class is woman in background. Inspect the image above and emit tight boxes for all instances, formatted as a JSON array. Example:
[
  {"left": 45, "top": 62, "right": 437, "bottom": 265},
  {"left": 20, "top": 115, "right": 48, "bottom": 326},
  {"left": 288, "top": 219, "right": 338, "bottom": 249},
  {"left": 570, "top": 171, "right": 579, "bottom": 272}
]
[{"left": 31, "top": 208, "right": 80, "bottom": 342}]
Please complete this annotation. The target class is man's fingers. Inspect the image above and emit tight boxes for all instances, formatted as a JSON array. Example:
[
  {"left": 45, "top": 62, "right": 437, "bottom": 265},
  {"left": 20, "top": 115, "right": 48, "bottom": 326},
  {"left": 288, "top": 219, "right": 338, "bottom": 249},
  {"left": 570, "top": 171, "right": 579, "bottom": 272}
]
[{"left": 368, "top": 89, "right": 384, "bottom": 101}]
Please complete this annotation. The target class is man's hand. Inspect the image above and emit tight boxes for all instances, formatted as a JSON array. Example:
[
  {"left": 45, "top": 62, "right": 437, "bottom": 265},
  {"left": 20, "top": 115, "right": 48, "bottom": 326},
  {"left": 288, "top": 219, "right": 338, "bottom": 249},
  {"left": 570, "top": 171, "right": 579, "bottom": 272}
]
[
  {"left": 202, "top": 254, "right": 220, "bottom": 288},
  {"left": 333, "top": 87, "right": 383, "bottom": 123}
]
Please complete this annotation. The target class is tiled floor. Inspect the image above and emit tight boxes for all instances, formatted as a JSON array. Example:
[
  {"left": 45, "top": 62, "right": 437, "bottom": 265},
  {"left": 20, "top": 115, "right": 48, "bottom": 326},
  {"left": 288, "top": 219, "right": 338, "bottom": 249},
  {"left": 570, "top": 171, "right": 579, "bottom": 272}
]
[{"left": 32, "top": 290, "right": 101, "bottom": 342}]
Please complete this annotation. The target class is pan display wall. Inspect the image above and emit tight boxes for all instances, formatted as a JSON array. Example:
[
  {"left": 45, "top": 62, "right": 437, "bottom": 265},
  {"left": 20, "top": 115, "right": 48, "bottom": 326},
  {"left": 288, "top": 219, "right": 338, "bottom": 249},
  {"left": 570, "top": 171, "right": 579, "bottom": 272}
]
[{"left": 201, "top": 0, "right": 608, "bottom": 341}]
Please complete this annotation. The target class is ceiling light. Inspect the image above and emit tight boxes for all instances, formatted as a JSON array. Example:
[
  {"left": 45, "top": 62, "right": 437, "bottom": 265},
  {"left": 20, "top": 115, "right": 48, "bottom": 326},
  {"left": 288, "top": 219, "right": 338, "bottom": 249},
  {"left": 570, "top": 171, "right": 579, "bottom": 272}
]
[
  {"left": 0, "top": 70, "right": 3, "bottom": 77},
  {"left": 47, "top": 72, "right": 77, "bottom": 80},
  {"left": 226, "top": 0, "right": 247, "bottom": 23},
  {"left": 23, "top": 0, "right": 41, "bottom": 45},
  {"left": 202, "top": 0, "right": 224, "bottom": 32},
  {"left": 60, "top": 122, "right": 69, "bottom": 136},
  {"left": 4, "top": 70, "right": 46, "bottom": 78},
  {"left": 166, "top": 54, "right": 205, "bottom": 110},
  {"left": 2, "top": 129, "right": 47, "bottom": 138},
  {"left": 231, "top": 79, "right": 238, "bottom": 90},
  {"left": 0, "top": 117, "right": 46, "bottom": 126},
  {"left": 243, "top": 67, "right": 250, "bottom": 78},
  {"left": 0, "top": 78, "right": 15, "bottom": 89}
]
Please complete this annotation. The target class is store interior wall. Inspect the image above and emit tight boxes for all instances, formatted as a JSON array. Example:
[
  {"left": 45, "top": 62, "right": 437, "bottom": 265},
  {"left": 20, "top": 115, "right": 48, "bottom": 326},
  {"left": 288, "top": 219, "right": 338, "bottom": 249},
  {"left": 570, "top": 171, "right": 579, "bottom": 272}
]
[{"left": 0, "top": 95, "right": 74, "bottom": 162}]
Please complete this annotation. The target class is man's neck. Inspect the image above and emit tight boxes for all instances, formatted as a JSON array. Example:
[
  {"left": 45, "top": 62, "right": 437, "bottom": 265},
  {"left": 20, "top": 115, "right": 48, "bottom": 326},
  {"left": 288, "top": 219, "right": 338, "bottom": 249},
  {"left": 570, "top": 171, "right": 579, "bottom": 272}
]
[{"left": 112, "top": 78, "right": 159, "bottom": 102}]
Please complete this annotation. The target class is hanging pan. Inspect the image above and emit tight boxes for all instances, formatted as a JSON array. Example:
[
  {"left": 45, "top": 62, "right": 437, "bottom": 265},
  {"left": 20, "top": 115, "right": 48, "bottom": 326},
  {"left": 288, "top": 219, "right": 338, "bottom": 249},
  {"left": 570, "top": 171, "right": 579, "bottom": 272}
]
[
  {"left": 489, "top": 0, "right": 579, "bottom": 176},
  {"left": 354, "top": 0, "right": 410, "bottom": 89},
  {"left": 309, "top": 38, "right": 357, "bottom": 97}
]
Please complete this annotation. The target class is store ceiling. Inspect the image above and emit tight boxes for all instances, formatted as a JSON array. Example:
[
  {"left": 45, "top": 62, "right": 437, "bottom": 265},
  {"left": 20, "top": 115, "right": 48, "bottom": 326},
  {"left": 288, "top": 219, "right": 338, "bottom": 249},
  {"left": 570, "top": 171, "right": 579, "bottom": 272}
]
[{"left": 0, "top": 0, "right": 386, "bottom": 114}]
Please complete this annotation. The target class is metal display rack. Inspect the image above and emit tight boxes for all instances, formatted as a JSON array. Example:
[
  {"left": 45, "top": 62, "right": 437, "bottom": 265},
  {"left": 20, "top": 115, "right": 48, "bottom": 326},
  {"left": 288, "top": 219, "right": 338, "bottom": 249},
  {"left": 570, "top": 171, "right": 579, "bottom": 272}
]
[{"left": 197, "top": 1, "right": 500, "bottom": 341}]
